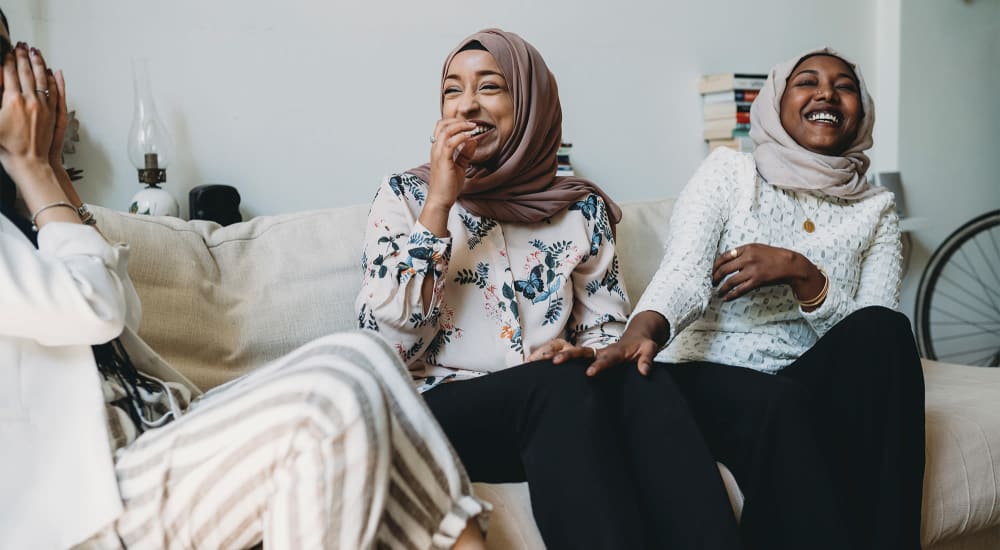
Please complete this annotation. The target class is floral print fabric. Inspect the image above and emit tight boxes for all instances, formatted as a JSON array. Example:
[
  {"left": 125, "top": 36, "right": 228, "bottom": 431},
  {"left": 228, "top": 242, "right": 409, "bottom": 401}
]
[{"left": 357, "top": 173, "right": 629, "bottom": 388}]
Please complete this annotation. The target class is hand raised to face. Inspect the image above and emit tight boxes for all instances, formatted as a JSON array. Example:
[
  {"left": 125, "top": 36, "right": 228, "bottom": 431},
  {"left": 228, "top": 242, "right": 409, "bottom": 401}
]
[
  {"left": 426, "top": 117, "right": 477, "bottom": 212},
  {"left": 0, "top": 43, "right": 59, "bottom": 175}
]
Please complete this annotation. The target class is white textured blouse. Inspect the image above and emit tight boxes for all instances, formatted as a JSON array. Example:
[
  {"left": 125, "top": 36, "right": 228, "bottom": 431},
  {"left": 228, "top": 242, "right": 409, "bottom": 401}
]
[
  {"left": 634, "top": 147, "right": 901, "bottom": 374},
  {"left": 356, "top": 173, "right": 630, "bottom": 388}
]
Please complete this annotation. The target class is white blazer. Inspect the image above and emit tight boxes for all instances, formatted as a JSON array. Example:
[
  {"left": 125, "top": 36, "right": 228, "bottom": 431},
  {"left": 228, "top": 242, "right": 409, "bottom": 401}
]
[{"left": 0, "top": 215, "right": 199, "bottom": 549}]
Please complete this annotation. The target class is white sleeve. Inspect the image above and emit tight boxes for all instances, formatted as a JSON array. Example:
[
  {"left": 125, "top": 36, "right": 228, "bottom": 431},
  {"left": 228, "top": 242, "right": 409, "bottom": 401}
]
[
  {"left": 631, "top": 149, "right": 734, "bottom": 346},
  {"left": 0, "top": 221, "right": 134, "bottom": 345},
  {"left": 801, "top": 199, "right": 902, "bottom": 335}
]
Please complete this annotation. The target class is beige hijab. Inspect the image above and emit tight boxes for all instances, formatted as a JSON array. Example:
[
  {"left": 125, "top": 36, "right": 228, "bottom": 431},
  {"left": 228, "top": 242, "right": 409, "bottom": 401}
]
[
  {"left": 409, "top": 29, "right": 622, "bottom": 225},
  {"left": 750, "top": 47, "right": 882, "bottom": 200}
]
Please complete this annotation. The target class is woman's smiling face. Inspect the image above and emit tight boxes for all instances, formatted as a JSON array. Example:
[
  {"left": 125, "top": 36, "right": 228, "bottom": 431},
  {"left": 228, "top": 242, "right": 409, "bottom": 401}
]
[
  {"left": 779, "top": 54, "right": 863, "bottom": 156},
  {"left": 441, "top": 49, "right": 515, "bottom": 166}
]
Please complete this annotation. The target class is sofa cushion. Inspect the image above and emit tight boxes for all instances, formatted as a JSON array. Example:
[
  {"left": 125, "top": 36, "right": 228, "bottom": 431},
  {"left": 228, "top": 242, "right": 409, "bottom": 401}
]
[
  {"left": 93, "top": 205, "right": 370, "bottom": 390},
  {"left": 615, "top": 199, "right": 675, "bottom": 301},
  {"left": 921, "top": 360, "right": 1000, "bottom": 545}
]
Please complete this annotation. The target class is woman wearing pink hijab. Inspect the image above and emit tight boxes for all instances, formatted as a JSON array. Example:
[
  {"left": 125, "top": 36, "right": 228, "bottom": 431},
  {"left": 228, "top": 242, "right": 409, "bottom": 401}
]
[
  {"left": 357, "top": 29, "right": 750, "bottom": 548},
  {"left": 580, "top": 49, "right": 925, "bottom": 549}
]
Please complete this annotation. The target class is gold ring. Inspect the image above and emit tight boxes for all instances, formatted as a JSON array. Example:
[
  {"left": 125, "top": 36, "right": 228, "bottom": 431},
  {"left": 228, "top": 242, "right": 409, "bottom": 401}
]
[
  {"left": 730, "top": 248, "right": 739, "bottom": 259},
  {"left": 589, "top": 346, "right": 598, "bottom": 358}
]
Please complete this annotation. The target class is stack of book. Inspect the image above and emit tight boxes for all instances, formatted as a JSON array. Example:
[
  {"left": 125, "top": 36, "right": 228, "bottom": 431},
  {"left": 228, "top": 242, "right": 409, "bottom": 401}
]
[
  {"left": 698, "top": 73, "right": 767, "bottom": 152},
  {"left": 556, "top": 142, "right": 574, "bottom": 176}
]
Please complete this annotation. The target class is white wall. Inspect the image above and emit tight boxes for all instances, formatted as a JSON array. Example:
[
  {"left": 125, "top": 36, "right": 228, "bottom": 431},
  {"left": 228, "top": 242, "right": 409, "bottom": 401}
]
[
  {"left": 6, "top": 0, "right": 879, "bottom": 219},
  {"left": 17, "top": 0, "right": 993, "bottom": 327},
  {"left": 896, "top": 0, "right": 1000, "bottom": 321}
]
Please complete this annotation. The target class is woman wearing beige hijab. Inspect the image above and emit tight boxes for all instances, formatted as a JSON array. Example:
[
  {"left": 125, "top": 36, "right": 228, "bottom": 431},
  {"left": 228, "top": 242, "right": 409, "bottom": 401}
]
[
  {"left": 577, "top": 49, "right": 925, "bottom": 549},
  {"left": 358, "top": 29, "right": 747, "bottom": 549}
]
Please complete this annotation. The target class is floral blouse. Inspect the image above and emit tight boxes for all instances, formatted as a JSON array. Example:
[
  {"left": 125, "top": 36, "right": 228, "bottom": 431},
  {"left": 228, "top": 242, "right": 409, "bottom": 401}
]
[{"left": 356, "top": 173, "right": 629, "bottom": 390}]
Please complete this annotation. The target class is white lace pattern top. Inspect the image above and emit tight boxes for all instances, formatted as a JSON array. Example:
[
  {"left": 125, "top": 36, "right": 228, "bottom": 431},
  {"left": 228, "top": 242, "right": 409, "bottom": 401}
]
[{"left": 633, "top": 147, "right": 902, "bottom": 374}]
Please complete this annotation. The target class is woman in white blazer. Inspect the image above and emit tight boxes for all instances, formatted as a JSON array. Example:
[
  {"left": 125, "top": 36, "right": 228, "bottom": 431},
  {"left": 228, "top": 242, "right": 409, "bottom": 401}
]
[{"left": 0, "top": 14, "right": 486, "bottom": 550}]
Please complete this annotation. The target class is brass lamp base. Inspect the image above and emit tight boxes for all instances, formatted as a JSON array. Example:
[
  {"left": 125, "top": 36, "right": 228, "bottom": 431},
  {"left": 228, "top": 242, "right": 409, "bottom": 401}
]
[{"left": 138, "top": 168, "right": 166, "bottom": 184}]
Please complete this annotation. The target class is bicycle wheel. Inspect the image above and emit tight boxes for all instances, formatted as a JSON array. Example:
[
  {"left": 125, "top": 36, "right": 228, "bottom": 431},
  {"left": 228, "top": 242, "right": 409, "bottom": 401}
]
[{"left": 915, "top": 210, "right": 1000, "bottom": 366}]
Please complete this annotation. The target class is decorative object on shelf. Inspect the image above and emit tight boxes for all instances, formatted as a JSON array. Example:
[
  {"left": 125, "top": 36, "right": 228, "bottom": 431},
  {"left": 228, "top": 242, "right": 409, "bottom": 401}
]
[
  {"left": 189, "top": 184, "right": 242, "bottom": 226},
  {"left": 127, "top": 58, "right": 178, "bottom": 217}
]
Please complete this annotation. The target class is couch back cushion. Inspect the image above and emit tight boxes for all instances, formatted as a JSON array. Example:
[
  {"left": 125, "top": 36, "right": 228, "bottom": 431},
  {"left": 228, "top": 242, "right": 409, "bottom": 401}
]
[{"left": 93, "top": 199, "right": 674, "bottom": 389}]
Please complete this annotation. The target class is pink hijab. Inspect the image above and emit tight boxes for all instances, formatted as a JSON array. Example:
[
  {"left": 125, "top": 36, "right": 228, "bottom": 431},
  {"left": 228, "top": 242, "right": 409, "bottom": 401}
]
[
  {"left": 750, "top": 47, "right": 882, "bottom": 200},
  {"left": 409, "top": 29, "right": 622, "bottom": 225}
]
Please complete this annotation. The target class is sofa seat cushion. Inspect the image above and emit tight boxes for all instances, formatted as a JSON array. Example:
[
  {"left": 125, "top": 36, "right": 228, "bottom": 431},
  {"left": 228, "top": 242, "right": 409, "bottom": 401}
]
[{"left": 921, "top": 360, "right": 1000, "bottom": 545}]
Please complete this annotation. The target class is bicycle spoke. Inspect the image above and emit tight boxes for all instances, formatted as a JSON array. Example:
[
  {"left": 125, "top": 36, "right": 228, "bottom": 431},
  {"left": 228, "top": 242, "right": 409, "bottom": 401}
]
[
  {"left": 931, "top": 321, "right": 1000, "bottom": 327},
  {"left": 931, "top": 288, "right": 1000, "bottom": 324},
  {"left": 939, "top": 344, "right": 1000, "bottom": 360},
  {"left": 957, "top": 247, "right": 1000, "bottom": 308},
  {"left": 937, "top": 270, "right": 1000, "bottom": 315},
  {"left": 988, "top": 228, "right": 1000, "bottom": 280},
  {"left": 931, "top": 306, "right": 999, "bottom": 326},
  {"left": 933, "top": 327, "right": 1000, "bottom": 342},
  {"left": 971, "top": 232, "right": 1000, "bottom": 290},
  {"left": 981, "top": 227, "right": 1000, "bottom": 287},
  {"left": 950, "top": 248, "right": 1000, "bottom": 306}
]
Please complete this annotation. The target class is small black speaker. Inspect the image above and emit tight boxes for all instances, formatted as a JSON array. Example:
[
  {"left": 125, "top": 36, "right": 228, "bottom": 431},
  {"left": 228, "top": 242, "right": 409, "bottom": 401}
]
[{"left": 189, "top": 184, "right": 242, "bottom": 226}]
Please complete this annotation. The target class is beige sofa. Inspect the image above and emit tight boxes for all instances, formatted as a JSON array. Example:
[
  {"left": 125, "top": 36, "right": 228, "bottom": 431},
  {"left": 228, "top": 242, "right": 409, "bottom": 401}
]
[{"left": 93, "top": 200, "right": 1000, "bottom": 549}]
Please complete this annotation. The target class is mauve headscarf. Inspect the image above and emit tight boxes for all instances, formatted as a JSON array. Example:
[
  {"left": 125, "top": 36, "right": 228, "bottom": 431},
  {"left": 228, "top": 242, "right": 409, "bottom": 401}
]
[
  {"left": 409, "top": 29, "right": 623, "bottom": 225},
  {"left": 750, "top": 47, "right": 882, "bottom": 200}
]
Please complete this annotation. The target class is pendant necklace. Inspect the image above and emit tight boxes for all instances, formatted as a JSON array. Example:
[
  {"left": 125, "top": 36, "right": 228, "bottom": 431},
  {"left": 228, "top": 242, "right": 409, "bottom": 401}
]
[
  {"left": 757, "top": 171, "right": 821, "bottom": 233},
  {"left": 792, "top": 191, "right": 822, "bottom": 233}
]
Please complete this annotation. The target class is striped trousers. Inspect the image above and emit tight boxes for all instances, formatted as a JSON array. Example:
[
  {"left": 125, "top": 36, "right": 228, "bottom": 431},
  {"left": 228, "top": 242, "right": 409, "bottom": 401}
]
[{"left": 81, "top": 331, "right": 486, "bottom": 550}]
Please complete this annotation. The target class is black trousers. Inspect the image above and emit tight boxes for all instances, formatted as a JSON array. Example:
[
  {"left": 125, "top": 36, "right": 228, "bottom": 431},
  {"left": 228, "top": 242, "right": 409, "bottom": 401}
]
[
  {"left": 424, "top": 358, "right": 743, "bottom": 550},
  {"left": 665, "top": 306, "right": 926, "bottom": 550}
]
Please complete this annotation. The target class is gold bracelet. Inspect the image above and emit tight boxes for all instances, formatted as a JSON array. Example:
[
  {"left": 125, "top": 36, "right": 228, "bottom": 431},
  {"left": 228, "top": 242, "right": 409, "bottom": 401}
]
[
  {"left": 798, "top": 268, "right": 829, "bottom": 308},
  {"left": 30, "top": 201, "right": 78, "bottom": 231}
]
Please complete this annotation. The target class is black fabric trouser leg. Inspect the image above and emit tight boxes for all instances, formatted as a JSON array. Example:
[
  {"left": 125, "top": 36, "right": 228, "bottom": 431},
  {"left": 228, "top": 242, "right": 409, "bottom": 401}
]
[
  {"left": 600, "top": 363, "right": 743, "bottom": 549},
  {"left": 665, "top": 360, "right": 850, "bottom": 550},
  {"left": 423, "top": 359, "right": 742, "bottom": 550},
  {"left": 776, "top": 306, "right": 926, "bottom": 550}
]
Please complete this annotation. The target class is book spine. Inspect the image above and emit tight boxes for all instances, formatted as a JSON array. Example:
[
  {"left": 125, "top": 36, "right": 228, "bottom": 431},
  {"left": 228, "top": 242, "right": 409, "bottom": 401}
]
[
  {"left": 731, "top": 74, "right": 768, "bottom": 89},
  {"left": 702, "top": 124, "right": 752, "bottom": 140},
  {"left": 701, "top": 89, "right": 760, "bottom": 104}
]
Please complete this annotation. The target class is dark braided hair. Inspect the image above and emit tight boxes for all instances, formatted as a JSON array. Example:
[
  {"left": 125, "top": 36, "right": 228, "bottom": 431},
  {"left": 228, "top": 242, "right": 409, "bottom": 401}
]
[{"left": 0, "top": 8, "right": 152, "bottom": 432}]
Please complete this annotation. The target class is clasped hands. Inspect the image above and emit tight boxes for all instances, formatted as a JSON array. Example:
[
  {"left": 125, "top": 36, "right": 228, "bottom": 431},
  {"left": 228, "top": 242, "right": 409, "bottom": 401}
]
[
  {"left": 0, "top": 42, "right": 69, "bottom": 174},
  {"left": 0, "top": 40, "right": 85, "bottom": 228}
]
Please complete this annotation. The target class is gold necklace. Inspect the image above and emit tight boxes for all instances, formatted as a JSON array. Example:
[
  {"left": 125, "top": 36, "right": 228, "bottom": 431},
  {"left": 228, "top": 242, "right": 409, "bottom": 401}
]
[
  {"left": 757, "top": 172, "right": 821, "bottom": 233},
  {"left": 792, "top": 191, "right": 821, "bottom": 233}
]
